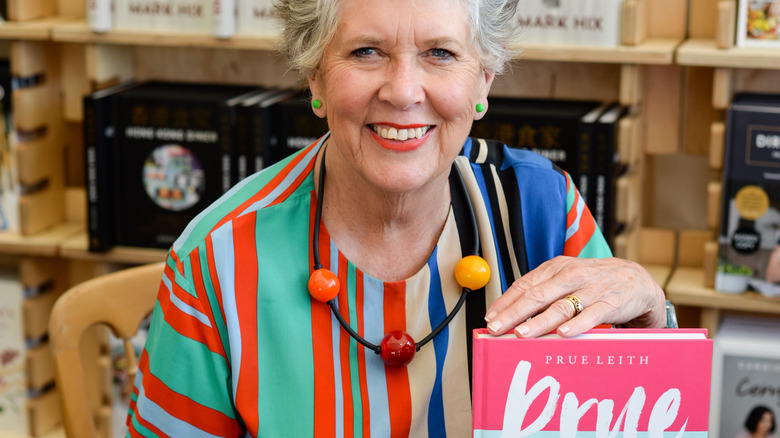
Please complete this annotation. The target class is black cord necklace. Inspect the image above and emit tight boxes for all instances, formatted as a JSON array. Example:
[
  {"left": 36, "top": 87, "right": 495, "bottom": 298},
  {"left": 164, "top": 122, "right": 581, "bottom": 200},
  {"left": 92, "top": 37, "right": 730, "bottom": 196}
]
[{"left": 307, "top": 145, "right": 490, "bottom": 366}]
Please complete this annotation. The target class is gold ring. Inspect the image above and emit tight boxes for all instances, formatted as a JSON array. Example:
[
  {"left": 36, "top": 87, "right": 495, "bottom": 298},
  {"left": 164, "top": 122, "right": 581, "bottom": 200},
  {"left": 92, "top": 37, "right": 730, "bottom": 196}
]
[{"left": 564, "top": 295, "right": 584, "bottom": 316}]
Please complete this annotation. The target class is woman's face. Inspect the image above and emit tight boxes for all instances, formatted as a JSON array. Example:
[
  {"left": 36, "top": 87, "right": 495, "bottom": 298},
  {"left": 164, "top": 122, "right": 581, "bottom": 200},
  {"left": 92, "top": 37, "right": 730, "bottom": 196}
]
[
  {"left": 757, "top": 411, "right": 774, "bottom": 436},
  {"left": 309, "top": 0, "right": 494, "bottom": 195}
]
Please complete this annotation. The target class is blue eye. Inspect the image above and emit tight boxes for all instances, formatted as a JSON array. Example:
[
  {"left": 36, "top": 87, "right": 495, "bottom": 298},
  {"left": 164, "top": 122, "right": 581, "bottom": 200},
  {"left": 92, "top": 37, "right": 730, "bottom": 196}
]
[
  {"left": 353, "top": 47, "right": 377, "bottom": 57},
  {"left": 430, "top": 48, "right": 454, "bottom": 59}
]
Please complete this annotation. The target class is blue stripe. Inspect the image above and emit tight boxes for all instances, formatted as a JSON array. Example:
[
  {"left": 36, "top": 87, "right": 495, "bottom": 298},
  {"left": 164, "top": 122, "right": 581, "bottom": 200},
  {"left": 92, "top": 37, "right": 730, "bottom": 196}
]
[
  {"left": 426, "top": 247, "right": 448, "bottom": 437},
  {"left": 210, "top": 223, "right": 241, "bottom": 400},
  {"left": 162, "top": 274, "right": 212, "bottom": 328},
  {"left": 469, "top": 163, "right": 509, "bottom": 292},
  {"left": 363, "top": 274, "right": 391, "bottom": 437},
  {"left": 328, "top": 241, "right": 345, "bottom": 438}
]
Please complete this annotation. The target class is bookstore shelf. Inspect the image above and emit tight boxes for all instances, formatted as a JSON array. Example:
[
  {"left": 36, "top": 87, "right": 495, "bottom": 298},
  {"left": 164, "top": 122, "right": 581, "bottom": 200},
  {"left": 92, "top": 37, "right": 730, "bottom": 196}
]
[
  {"left": 59, "top": 231, "right": 167, "bottom": 265},
  {"left": 677, "top": 38, "right": 780, "bottom": 69},
  {"left": 0, "top": 18, "right": 60, "bottom": 40},
  {"left": 0, "top": 223, "right": 82, "bottom": 257},
  {"left": 518, "top": 38, "right": 680, "bottom": 65},
  {"left": 666, "top": 267, "right": 780, "bottom": 316},
  {"left": 50, "top": 21, "right": 279, "bottom": 50}
]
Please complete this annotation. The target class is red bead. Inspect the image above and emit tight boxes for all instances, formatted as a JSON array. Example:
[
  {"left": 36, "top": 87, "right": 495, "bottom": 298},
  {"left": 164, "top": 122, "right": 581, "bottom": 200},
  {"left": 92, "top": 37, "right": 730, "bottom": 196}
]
[
  {"left": 379, "top": 331, "right": 416, "bottom": 366},
  {"left": 308, "top": 268, "right": 340, "bottom": 302}
]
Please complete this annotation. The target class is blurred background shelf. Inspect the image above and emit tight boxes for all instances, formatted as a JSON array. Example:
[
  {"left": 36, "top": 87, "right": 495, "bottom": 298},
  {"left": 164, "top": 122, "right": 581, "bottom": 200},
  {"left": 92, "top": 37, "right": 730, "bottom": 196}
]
[
  {"left": 59, "top": 231, "right": 168, "bottom": 265},
  {"left": 0, "top": 223, "right": 82, "bottom": 257},
  {"left": 677, "top": 38, "right": 780, "bottom": 69},
  {"left": 519, "top": 38, "right": 680, "bottom": 64}
]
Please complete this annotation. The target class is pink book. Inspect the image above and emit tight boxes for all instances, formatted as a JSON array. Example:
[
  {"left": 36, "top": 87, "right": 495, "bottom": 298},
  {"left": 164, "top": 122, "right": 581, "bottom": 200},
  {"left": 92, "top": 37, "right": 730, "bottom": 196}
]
[{"left": 472, "top": 328, "right": 713, "bottom": 437}]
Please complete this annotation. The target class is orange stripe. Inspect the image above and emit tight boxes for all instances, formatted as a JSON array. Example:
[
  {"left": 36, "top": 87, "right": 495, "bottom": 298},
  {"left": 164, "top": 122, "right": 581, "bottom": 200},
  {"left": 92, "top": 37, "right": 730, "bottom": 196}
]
[
  {"left": 267, "top": 157, "right": 317, "bottom": 208},
  {"left": 311, "top": 195, "right": 337, "bottom": 437},
  {"left": 383, "top": 282, "right": 412, "bottom": 438},
  {"left": 564, "top": 209, "right": 596, "bottom": 256},
  {"left": 337, "top": 252, "right": 355, "bottom": 438},
  {"left": 157, "top": 280, "right": 225, "bottom": 357},
  {"left": 136, "top": 352, "right": 242, "bottom": 436},
  {"left": 212, "top": 140, "right": 319, "bottom": 232},
  {"left": 232, "top": 211, "right": 260, "bottom": 436},
  {"left": 355, "top": 270, "right": 371, "bottom": 437},
  {"left": 189, "top": 250, "right": 225, "bottom": 355}
]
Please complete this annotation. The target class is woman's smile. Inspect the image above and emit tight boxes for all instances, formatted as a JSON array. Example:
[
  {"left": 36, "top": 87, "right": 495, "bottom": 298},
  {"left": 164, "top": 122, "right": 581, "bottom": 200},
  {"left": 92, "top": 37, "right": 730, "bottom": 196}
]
[{"left": 369, "top": 123, "right": 433, "bottom": 151}]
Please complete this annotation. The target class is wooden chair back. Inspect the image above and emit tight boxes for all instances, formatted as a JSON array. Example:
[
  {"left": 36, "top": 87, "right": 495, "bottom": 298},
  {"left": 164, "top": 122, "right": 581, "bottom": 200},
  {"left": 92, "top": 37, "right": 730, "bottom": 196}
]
[{"left": 49, "top": 262, "right": 165, "bottom": 438}]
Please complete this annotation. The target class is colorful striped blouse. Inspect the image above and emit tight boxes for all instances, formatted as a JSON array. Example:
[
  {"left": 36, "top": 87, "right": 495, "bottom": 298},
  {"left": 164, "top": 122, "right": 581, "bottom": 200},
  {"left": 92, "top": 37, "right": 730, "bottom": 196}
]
[{"left": 126, "top": 135, "right": 611, "bottom": 437}]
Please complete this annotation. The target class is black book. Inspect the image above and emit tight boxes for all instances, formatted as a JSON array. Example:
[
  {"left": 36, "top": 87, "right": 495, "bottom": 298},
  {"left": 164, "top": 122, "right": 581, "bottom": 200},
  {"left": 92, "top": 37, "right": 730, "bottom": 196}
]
[
  {"left": 470, "top": 97, "right": 604, "bottom": 199},
  {"left": 239, "top": 88, "right": 296, "bottom": 175},
  {"left": 83, "top": 80, "right": 140, "bottom": 252},
  {"left": 113, "top": 81, "right": 260, "bottom": 249},
  {"left": 232, "top": 87, "right": 278, "bottom": 184},
  {"left": 715, "top": 92, "right": 780, "bottom": 293},
  {"left": 593, "top": 103, "right": 626, "bottom": 246},
  {"left": 268, "top": 91, "right": 330, "bottom": 165}
]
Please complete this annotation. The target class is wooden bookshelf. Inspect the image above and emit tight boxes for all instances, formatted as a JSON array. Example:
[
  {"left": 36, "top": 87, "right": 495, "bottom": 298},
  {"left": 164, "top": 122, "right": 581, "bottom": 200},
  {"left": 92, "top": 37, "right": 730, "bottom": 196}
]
[
  {"left": 519, "top": 38, "right": 680, "bottom": 65},
  {"left": 50, "top": 20, "right": 278, "bottom": 50},
  {"left": 677, "top": 38, "right": 780, "bottom": 69},
  {"left": 59, "top": 231, "right": 168, "bottom": 265},
  {"left": 0, "top": 17, "right": 60, "bottom": 40},
  {"left": 0, "top": 223, "right": 82, "bottom": 257}
]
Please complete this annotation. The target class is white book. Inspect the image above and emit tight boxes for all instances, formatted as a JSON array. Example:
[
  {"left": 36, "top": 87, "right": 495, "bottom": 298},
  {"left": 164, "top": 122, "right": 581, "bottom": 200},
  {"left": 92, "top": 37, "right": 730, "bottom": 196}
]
[
  {"left": 736, "top": 0, "right": 780, "bottom": 48},
  {"left": 87, "top": 0, "right": 113, "bottom": 33},
  {"left": 709, "top": 315, "right": 780, "bottom": 438},
  {"left": 515, "top": 0, "right": 624, "bottom": 47},
  {"left": 214, "top": 0, "right": 237, "bottom": 38},
  {"left": 236, "top": 0, "right": 280, "bottom": 37},
  {"left": 113, "top": 0, "right": 158, "bottom": 31},
  {"left": 0, "top": 267, "right": 28, "bottom": 436},
  {"left": 168, "top": 0, "right": 213, "bottom": 33}
]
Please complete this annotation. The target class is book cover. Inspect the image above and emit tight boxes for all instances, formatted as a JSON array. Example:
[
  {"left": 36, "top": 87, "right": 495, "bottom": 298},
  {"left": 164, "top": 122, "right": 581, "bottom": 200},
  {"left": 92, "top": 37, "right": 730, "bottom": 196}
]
[
  {"left": 577, "top": 102, "right": 611, "bottom": 214},
  {"left": 470, "top": 97, "right": 604, "bottom": 211},
  {"left": 214, "top": 0, "right": 237, "bottom": 38},
  {"left": 593, "top": 103, "right": 626, "bottom": 246},
  {"left": 0, "top": 267, "right": 28, "bottom": 436},
  {"left": 236, "top": 0, "right": 280, "bottom": 37},
  {"left": 715, "top": 93, "right": 780, "bottom": 295},
  {"left": 736, "top": 0, "right": 780, "bottom": 47},
  {"left": 266, "top": 90, "right": 329, "bottom": 166},
  {"left": 114, "top": 81, "right": 260, "bottom": 249},
  {"left": 114, "top": 0, "right": 214, "bottom": 33},
  {"left": 231, "top": 87, "right": 276, "bottom": 184},
  {"left": 514, "top": 0, "right": 625, "bottom": 47},
  {"left": 710, "top": 315, "right": 780, "bottom": 438},
  {"left": 472, "top": 328, "right": 712, "bottom": 437},
  {"left": 83, "top": 81, "right": 139, "bottom": 252}
]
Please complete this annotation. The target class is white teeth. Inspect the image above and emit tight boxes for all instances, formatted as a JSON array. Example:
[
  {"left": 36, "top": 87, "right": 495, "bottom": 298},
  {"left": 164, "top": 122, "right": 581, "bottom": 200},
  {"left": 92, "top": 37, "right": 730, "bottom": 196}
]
[{"left": 372, "top": 125, "right": 430, "bottom": 140}]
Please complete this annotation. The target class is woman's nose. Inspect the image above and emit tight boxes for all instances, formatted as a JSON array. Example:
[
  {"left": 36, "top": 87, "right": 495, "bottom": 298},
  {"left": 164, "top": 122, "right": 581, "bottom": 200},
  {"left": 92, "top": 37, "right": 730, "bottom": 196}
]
[{"left": 377, "top": 58, "right": 425, "bottom": 110}]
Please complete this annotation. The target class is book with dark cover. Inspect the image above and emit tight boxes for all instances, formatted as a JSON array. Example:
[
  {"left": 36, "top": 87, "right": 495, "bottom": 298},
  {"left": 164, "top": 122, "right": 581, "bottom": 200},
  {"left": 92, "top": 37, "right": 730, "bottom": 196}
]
[
  {"left": 83, "top": 81, "right": 139, "bottom": 252},
  {"left": 593, "top": 103, "right": 626, "bottom": 246},
  {"left": 715, "top": 92, "right": 780, "bottom": 294},
  {"left": 232, "top": 87, "right": 277, "bottom": 184},
  {"left": 113, "top": 81, "right": 260, "bottom": 249},
  {"left": 238, "top": 88, "right": 296, "bottom": 175},
  {"left": 470, "top": 97, "right": 604, "bottom": 209},
  {"left": 268, "top": 91, "right": 330, "bottom": 165}
]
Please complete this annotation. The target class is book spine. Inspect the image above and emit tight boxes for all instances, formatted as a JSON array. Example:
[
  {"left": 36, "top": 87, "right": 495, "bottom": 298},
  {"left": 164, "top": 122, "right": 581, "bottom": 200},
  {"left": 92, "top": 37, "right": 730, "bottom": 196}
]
[
  {"left": 214, "top": 0, "right": 236, "bottom": 38},
  {"left": 220, "top": 106, "right": 234, "bottom": 193},
  {"left": 234, "top": 103, "right": 250, "bottom": 184},
  {"left": 87, "top": 0, "right": 113, "bottom": 33},
  {"left": 594, "top": 109, "right": 622, "bottom": 245},
  {"left": 83, "top": 93, "right": 116, "bottom": 252},
  {"left": 578, "top": 117, "right": 596, "bottom": 211}
]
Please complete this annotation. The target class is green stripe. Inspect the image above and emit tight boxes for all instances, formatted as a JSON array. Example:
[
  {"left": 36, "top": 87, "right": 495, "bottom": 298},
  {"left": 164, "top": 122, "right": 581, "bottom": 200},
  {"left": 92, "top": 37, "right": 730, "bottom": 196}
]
[
  {"left": 565, "top": 173, "right": 576, "bottom": 211},
  {"left": 347, "top": 263, "right": 363, "bottom": 437},
  {"left": 127, "top": 411, "right": 159, "bottom": 437},
  {"left": 146, "top": 302, "right": 236, "bottom": 416},
  {"left": 578, "top": 229, "right": 613, "bottom": 258},
  {"left": 255, "top": 191, "right": 315, "bottom": 436}
]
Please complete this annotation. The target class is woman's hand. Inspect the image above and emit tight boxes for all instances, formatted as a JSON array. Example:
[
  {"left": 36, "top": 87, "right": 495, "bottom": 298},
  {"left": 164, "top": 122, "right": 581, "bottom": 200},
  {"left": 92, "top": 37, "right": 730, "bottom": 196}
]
[{"left": 484, "top": 256, "right": 667, "bottom": 338}]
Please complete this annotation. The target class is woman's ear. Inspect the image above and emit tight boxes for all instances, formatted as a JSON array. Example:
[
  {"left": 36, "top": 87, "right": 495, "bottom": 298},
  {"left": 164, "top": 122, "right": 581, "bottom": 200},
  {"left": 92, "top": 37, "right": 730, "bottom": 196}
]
[
  {"left": 474, "top": 69, "right": 495, "bottom": 121},
  {"left": 307, "top": 73, "right": 326, "bottom": 118}
]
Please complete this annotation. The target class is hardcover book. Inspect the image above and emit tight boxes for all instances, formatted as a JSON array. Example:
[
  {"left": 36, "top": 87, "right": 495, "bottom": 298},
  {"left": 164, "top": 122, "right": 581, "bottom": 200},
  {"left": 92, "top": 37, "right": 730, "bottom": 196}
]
[
  {"left": 593, "top": 103, "right": 627, "bottom": 244},
  {"left": 266, "top": 91, "right": 330, "bottom": 166},
  {"left": 236, "top": 0, "right": 280, "bottom": 37},
  {"left": 710, "top": 315, "right": 780, "bottom": 438},
  {"left": 716, "top": 93, "right": 780, "bottom": 295},
  {"left": 83, "top": 81, "right": 140, "bottom": 252},
  {"left": 113, "top": 81, "right": 261, "bottom": 249},
  {"left": 472, "top": 328, "right": 712, "bottom": 438},
  {"left": 113, "top": 0, "right": 214, "bottom": 34},
  {"left": 514, "top": 0, "right": 625, "bottom": 47},
  {"left": 470, "top": 97, "right": 605, "bottom": 218},
  {"left": 736, "top": 0, "right": 780, "bottom": 47}
]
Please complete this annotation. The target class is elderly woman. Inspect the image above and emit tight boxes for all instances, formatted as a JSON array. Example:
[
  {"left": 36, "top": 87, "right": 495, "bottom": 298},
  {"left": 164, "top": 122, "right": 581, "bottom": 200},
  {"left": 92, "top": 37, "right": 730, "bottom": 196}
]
[{"left": 126, "top": 0, "right": 668, "bottom": 436}]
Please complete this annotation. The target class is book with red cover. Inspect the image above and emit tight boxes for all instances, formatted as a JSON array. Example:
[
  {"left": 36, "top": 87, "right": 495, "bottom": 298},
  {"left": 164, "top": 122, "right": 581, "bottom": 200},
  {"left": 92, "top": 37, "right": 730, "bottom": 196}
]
[{"left": 472, "top": 328, "right": 712, "bottom": 437}]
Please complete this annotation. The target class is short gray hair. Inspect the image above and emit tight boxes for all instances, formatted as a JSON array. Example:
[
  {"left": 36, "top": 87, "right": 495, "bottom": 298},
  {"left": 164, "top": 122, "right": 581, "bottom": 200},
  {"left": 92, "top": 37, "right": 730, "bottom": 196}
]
[{"left": 273, "top": 0, "right": 520, "bottom": 78}]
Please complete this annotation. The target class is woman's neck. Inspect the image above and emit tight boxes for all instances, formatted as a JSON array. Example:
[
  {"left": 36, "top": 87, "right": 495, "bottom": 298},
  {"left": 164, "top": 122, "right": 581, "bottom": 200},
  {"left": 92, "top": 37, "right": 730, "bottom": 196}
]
[{"left": 314, "top": 145, "right": 452, "bottom": 282}]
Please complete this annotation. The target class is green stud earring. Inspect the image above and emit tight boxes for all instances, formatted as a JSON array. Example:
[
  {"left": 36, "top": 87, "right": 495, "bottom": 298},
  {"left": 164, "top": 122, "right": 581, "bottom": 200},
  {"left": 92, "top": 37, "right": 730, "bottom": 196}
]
[
  {"left": 475, "top": 103, "right": 485, "bottom": 113},
  {"left": 312, "top": 99, "right": 322, "bottom": 109}
]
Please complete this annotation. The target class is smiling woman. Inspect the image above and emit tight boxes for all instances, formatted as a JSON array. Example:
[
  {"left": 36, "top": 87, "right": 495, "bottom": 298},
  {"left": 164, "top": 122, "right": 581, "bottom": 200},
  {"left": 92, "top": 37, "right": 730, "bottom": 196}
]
[{"left": 125, "top": 0, "right": 669, "bottom": 436}]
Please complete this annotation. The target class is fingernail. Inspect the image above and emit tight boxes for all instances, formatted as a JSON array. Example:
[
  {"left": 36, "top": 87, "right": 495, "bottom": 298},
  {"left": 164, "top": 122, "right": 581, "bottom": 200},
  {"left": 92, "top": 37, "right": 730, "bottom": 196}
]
[
  {"left": 487, "top": 320, "right": 502, "bottom": 333},
  {"left": 515, "top": 325, "right": 530, "bottom": 337},
  {"left": 485, "top": 311, "right": 496, "bottom": 322},
  {"left": 558, "top": 325, "right": 571, "bottom": 336}
]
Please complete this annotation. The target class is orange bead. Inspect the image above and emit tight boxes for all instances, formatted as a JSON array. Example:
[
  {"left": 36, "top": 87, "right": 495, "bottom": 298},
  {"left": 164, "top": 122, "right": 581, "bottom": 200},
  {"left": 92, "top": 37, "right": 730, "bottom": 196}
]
[
  {"left": 308, "top": 268, "right": 340, "bottom": 302},
  {"left": 454, "top": 255, "right": 490, "bottom": 290}
]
